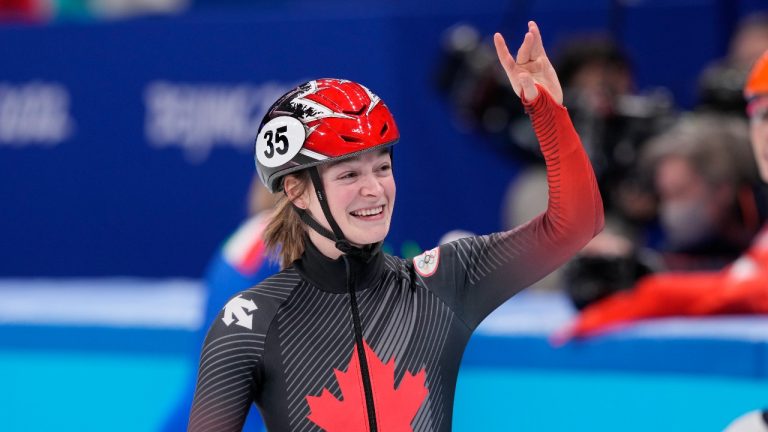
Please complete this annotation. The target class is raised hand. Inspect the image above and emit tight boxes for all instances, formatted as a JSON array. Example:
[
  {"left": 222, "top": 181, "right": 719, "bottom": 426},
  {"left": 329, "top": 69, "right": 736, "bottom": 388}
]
[{"left": 493, "top": 21, "right": 563, "bottom": 105}]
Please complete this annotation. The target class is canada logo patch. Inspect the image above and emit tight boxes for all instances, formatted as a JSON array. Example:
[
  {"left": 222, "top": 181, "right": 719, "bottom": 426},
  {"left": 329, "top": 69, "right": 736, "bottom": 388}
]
[{"left": 413, "top": 246, "right": 440, "bottom": 277}]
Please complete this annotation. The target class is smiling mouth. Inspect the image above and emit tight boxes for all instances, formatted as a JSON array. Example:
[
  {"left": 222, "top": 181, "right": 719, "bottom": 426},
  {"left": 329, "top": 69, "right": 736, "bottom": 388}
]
[{"left": 350, "top": 205, "right": 385, "bottom": 218}]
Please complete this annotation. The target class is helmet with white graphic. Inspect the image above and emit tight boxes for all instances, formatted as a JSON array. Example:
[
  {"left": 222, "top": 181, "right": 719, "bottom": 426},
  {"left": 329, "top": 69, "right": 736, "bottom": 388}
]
[{"left": 255, "top": 78, "right": 400, "bottom": 193}]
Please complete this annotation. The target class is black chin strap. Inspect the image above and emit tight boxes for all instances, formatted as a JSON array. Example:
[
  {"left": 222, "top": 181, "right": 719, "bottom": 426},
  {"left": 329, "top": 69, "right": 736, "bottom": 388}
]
[
  {"left": 291, "top": 166, "right": 379, "bottom": 259},
  {"left": 292, "top": 204, "right": 336, "bottom": 242}
]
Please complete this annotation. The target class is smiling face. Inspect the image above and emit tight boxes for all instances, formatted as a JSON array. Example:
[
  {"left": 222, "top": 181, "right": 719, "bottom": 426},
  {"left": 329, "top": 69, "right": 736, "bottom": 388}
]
[{"left": 295, "top": 149, "right": 395, "bottom": 256}]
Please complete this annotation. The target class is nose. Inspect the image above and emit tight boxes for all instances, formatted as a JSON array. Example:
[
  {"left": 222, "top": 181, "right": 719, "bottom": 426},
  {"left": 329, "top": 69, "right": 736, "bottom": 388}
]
[{"left": 359, "top": 172, "right": 384, "bottom": 197}]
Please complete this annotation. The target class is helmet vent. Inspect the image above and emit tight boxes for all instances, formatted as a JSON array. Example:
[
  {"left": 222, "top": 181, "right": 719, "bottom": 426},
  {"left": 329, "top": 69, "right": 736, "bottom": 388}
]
[
  {"left": 380, "top": 123, "right": 389, "bottom": 136},
  {"left": 341, "top": 135, "right": 363, "bottom": 143},
  {"left": 342, "top": 105, "right": 367, "bottom": 115}
]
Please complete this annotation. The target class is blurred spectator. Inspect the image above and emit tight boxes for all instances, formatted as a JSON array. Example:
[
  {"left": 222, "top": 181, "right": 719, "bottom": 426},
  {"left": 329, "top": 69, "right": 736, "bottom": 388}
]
[
  {"left": 162, "top": 178, "right": 278, "bottom": 432},
  {"left": 562, "top": 113, "right": 763, "bottom": 311},
  {"left": 437, "top": 28, "right": 675, "bottom": 172},
  {"left": 561, "top": 15, "right": 768, "bottom": 312},
  {"left": 563, "top": 230, "right": 660, "bottom": 310},
  {"left": 557, "top": 37, "right": 632, "bottom": 104},
  {"left": 553, "top": 36, "right": 675, "bottom": 229},
  {"left": 437, "top": 28, "right": 675, "bottom": 237},
  {"left": 555, "top": 50, "right": 768, "bottom": 341},
  {"left": 639, "top": 113, "right": 764, "bottom": 270},
  {"left": 697, "top": 11, "right": 768, "bottom": 114},
  {"left": 437, "top": 29, "right": 678, "bottom": 292},
  {"left": 729, "top": 12, "right": 768, "bottom": 70},
  {"left": 556, "top": 36, "right": 635, "bottom": 161},
  {"left": 504, "top": 36, "right": 675, "bottom": 292}
]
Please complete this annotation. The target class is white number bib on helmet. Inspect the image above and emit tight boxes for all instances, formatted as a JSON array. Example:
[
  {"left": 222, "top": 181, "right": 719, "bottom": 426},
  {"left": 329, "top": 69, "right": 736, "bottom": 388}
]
[{"left": 256, "top": 116, "right": 305, "bottom": 168}]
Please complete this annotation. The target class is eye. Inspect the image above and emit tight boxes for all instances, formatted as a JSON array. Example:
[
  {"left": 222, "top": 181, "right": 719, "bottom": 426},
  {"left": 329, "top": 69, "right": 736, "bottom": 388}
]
[
  {"left": 339, "top": 171, "right": 358, "bottom": 180},
  {"left": 378, "top": 163, "right": 392, "bottom": 172}
]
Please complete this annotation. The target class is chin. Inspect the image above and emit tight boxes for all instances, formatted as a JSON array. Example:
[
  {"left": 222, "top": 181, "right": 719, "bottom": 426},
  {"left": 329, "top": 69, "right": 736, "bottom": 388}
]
[{"left": 349, "top": 228, "right": 389, "bottom": 246}]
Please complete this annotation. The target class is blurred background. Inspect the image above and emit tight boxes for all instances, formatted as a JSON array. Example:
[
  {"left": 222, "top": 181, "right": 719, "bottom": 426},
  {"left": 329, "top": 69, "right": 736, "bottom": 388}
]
[{"left": 2, "top": 0, "right": 768, "bottom": 431}]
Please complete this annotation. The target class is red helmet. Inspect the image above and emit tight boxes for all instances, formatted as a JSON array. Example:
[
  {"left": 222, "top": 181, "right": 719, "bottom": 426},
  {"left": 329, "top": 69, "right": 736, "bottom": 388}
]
[
  {"left": 255, "top": 78, "right": 400, "bottom": 193},
  {"left": 745, "top": 50, "right": 768, "bottom": 99}
]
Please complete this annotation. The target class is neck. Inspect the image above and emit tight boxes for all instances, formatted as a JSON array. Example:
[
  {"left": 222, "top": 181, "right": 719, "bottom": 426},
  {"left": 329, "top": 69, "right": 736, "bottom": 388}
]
[
  {"left": 307, "top": 229, "right": 359, "bottom": 260},
  {"left": 295, "top": 232, "right": 386, "bottom": 294}
]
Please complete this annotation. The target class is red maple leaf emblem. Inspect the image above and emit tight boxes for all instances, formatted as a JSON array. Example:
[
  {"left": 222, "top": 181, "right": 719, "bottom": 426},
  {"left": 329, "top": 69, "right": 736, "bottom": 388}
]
[{"left": 306, "top": 340, "right": 428, "bottom": 431}]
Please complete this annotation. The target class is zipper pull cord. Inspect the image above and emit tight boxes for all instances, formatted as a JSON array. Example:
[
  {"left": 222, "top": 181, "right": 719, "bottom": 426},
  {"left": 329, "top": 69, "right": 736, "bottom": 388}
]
[{"left": 344, "top": 255, "right": 379, "bottom": 432}]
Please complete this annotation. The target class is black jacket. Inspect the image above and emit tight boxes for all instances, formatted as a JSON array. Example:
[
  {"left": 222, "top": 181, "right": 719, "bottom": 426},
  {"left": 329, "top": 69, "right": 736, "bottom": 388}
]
[{"left": 189, "top": 90, "right": 604, "bottom": 432}]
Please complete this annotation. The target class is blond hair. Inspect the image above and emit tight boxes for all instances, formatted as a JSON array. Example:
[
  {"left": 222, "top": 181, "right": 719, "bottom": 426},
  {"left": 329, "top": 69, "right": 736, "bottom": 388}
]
[{"left": 264, "top": 171, "right": 310, "bottom": 268}]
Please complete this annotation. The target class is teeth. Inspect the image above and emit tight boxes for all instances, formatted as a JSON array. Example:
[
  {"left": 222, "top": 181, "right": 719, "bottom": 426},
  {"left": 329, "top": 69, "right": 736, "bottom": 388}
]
[{"left": 352, "top": 206, "right": 383, "bottom": 217}]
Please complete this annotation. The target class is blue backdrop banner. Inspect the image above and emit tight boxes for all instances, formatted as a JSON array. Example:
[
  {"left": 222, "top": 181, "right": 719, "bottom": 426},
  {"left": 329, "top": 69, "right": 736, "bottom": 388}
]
[{"left": 0, "top": 0, "right": 759, "bottom": 277}]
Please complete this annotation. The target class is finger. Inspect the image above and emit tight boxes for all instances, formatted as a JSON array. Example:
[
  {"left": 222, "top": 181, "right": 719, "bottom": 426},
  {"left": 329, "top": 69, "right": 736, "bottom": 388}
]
[
  {"left": 528, "top": 21, "right": 546, "bottom": 59},
  {"left": 494, "top": 32, "right": 523, "bottom": 96},
  {"left": 493, "top": 32, "right": 516, "bottom": 74},
  {"left": 516, "top": 32, "right": 533, "bottom": 64}
]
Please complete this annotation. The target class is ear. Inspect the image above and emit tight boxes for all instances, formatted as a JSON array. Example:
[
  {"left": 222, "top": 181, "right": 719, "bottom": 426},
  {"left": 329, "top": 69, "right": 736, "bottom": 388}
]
[{"left": 284, "top": 175, "right": 308, "bottom": 209}]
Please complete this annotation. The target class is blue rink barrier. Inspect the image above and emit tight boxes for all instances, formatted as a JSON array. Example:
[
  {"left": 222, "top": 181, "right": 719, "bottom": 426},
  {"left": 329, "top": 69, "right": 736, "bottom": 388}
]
[
  {"left": 454, "top": 292, "right": 768, "bottom": 431},
  {"left": 465, "top": 292, "right": 768, "bottom": 379},
  {"left": 1, "top": 280, "right": 766, "bottom": 431}
]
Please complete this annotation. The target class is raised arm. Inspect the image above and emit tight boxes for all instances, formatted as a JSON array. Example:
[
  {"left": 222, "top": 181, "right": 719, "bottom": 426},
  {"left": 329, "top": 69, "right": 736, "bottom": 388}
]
[{"left": 416, "top": 22, "right": 604, "bottom": 329}]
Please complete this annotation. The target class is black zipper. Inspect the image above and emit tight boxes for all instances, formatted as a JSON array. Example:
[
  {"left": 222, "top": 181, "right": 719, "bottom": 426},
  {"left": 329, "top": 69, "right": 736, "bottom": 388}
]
[{"left": 344, "top": 255, "right": 378, "bottom": 432}]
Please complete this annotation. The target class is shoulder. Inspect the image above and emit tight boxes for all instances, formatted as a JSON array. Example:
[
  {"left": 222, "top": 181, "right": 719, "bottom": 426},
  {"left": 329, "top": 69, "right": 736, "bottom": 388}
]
[
  {"left": 397, "top": 242, "right": 462, "bottom": 284},
  {"left": 244, "top": 267, "right": 303, "bottom": 301},
  {"left": 409, "top": 236, "right": 490, "bottom": 269},
  {"left": 406, "top": 234, "right": 503, "bottom": 282},
  {"left": 209, "top": 268, "right": 301, "bottom": 340}
]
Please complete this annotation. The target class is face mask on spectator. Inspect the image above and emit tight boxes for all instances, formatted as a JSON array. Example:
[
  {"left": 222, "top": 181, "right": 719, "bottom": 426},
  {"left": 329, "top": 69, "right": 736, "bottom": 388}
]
[{"left": 660, "top": 198, "right": 716, "bottom": 249}]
